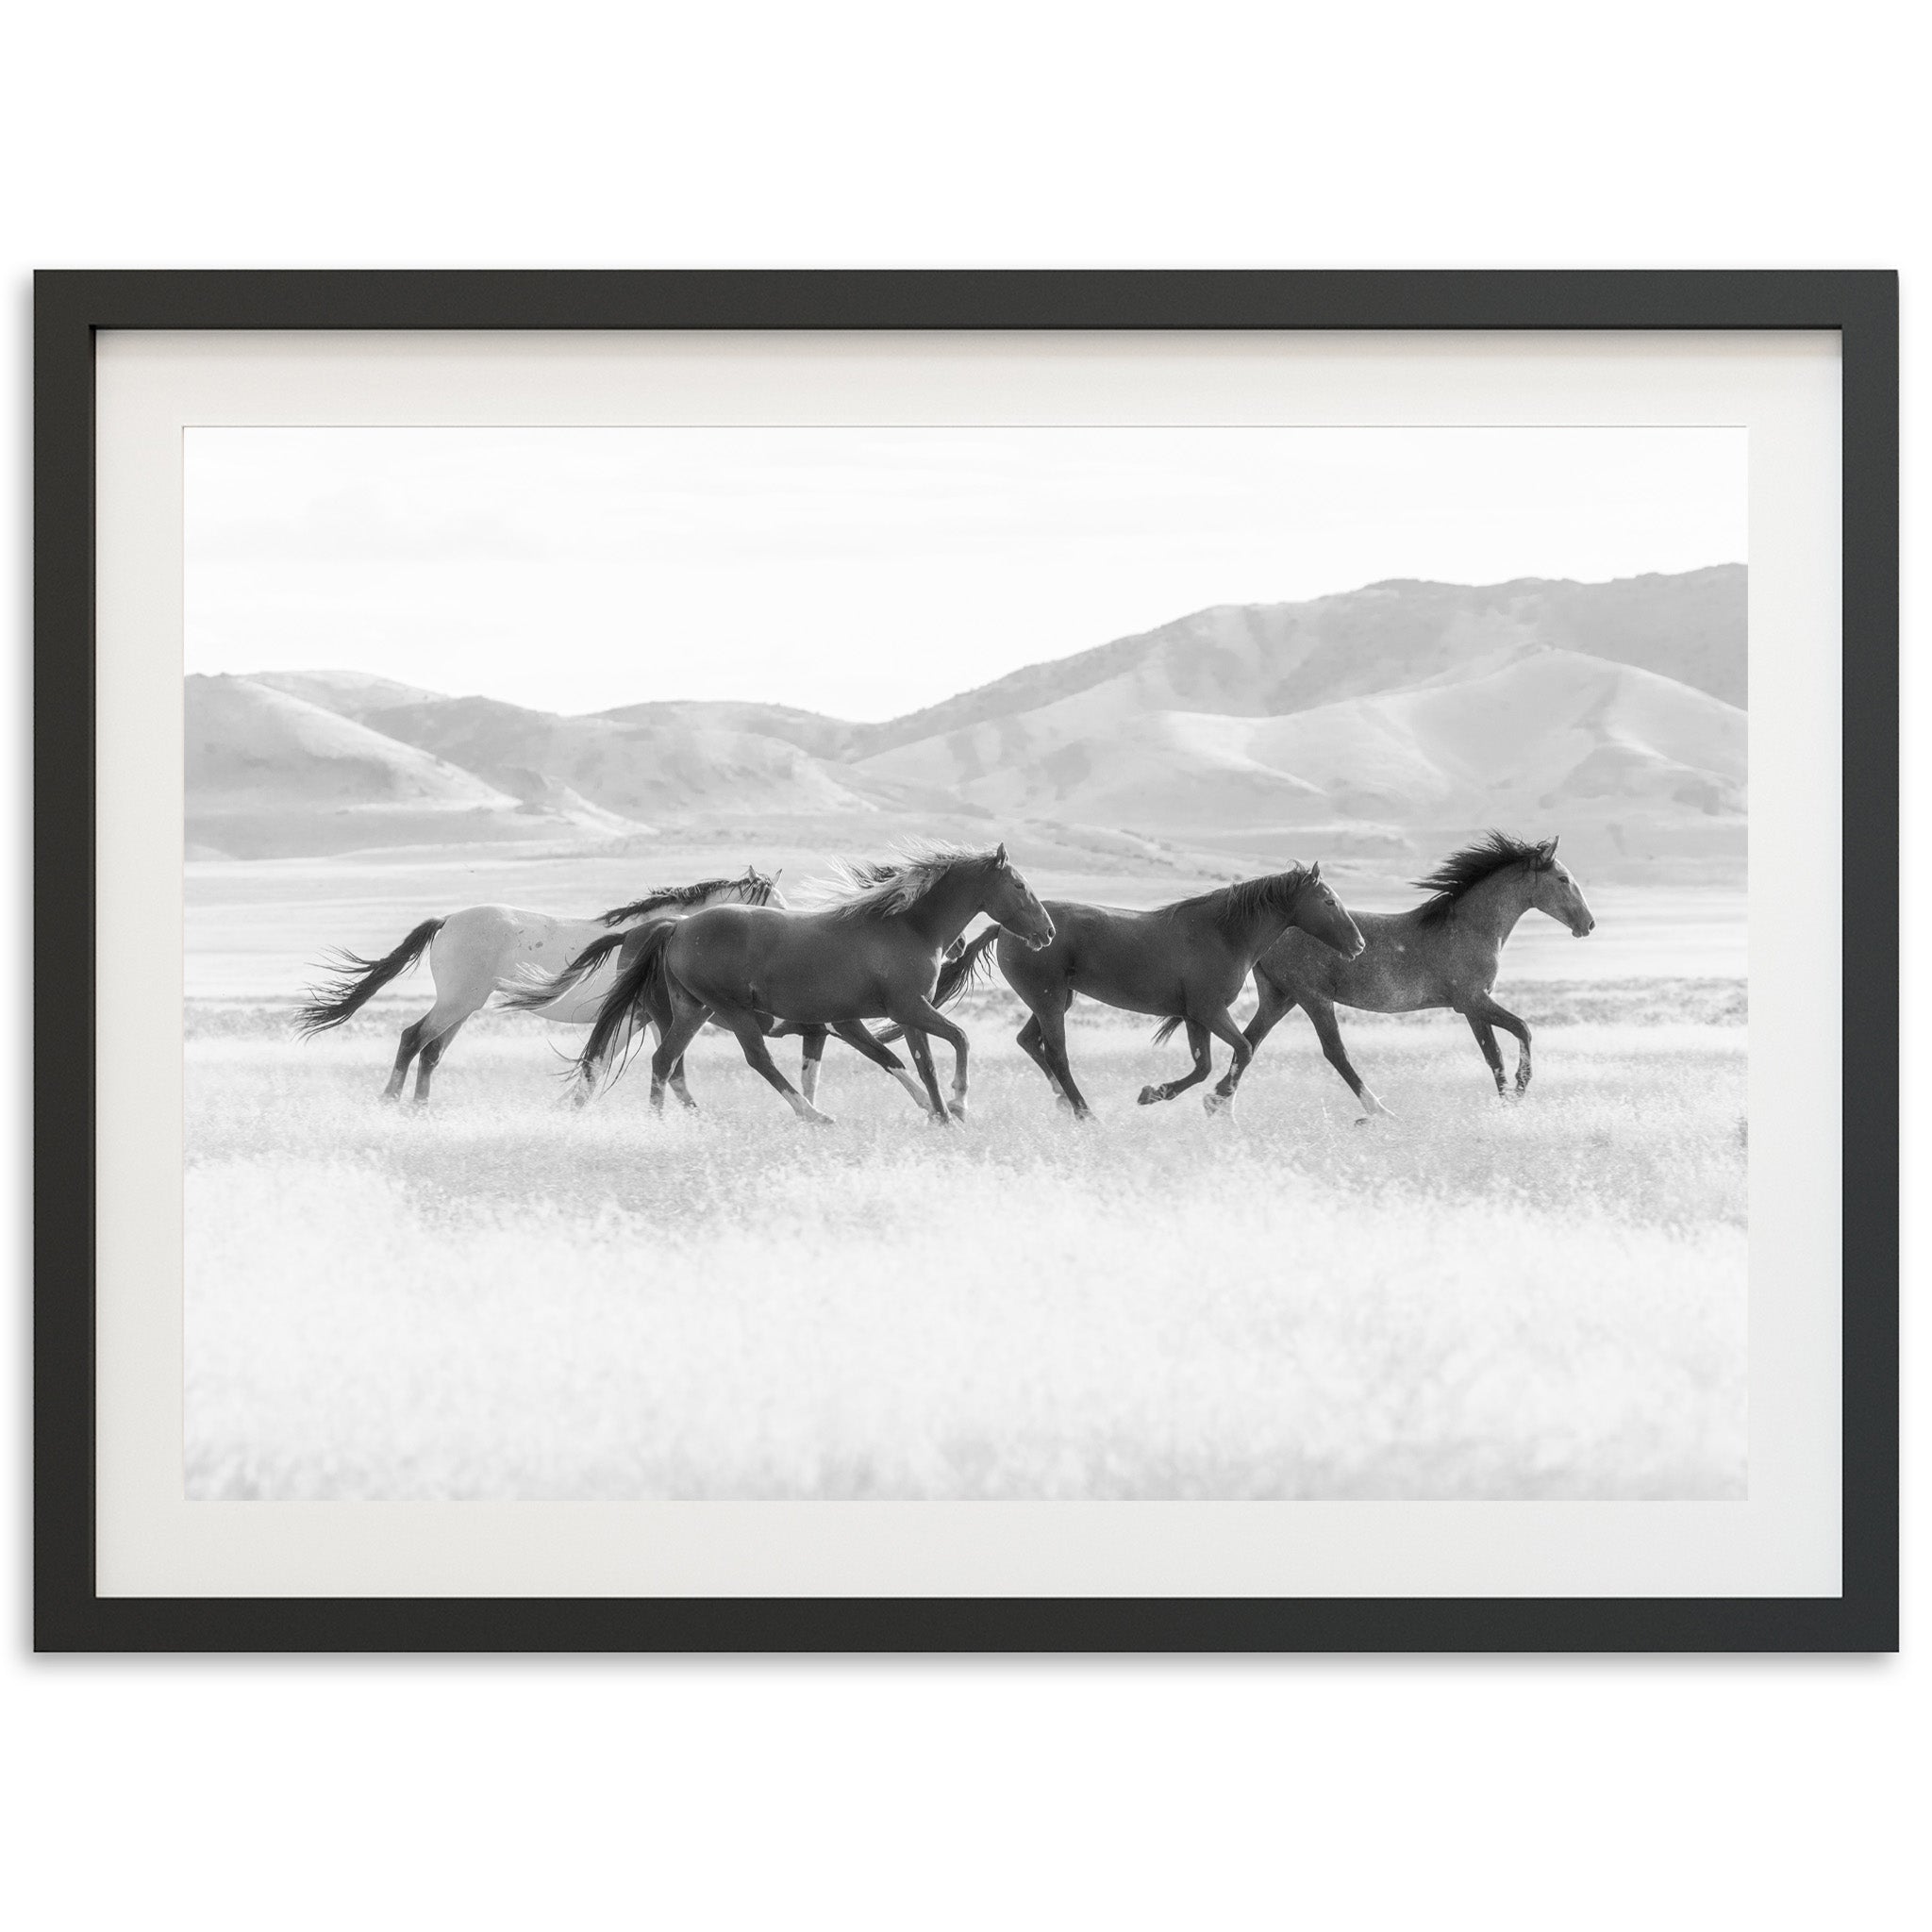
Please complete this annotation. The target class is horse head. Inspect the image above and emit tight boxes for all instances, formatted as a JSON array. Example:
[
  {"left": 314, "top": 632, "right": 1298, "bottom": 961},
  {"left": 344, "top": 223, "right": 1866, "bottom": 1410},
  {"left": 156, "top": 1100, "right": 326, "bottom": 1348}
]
[
  {"left": 1295, "top": 862, "right": 1366, "bottom": 958},
  {"left": 983, "top": 844, "right": 1056, "bottom": 950},
  {"left": 1527, "top": 838, "right": 1596, "bottom": 937}
]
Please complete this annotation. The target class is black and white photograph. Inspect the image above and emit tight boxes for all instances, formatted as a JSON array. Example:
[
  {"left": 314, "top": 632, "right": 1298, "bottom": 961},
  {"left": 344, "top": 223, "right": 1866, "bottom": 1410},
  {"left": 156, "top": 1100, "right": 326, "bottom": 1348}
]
[
  {"left": 183, "top": 423, "right": 1749, "bottom": 1503},
  {"left": 9, "top": 0, "right": 1918, "bottom": 1911}
]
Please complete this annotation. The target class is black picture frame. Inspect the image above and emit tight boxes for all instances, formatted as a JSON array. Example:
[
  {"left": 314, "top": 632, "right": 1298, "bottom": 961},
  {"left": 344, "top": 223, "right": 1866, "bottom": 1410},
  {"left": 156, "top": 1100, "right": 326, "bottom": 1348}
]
[{"left": 34, "top": 270, "right": 1899, "bottom": 1654}]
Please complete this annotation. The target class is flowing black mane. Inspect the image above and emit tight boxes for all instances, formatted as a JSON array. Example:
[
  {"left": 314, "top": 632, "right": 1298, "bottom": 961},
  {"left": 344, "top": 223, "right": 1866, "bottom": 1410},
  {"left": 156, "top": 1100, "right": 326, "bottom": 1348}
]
[
  {"left": 1172, "top": 866, "right": 1312, "bottom": 938},
  {"left": 1412, "top": 832, "right": 1553, "bottom": 924},
  {"left": 597, "top": 869, "right": 770, "bottom": 926}
]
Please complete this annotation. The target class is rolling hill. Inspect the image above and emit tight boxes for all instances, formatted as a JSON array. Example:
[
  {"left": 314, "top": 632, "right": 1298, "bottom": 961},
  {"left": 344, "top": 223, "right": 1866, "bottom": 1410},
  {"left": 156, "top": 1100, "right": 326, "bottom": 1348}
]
[
  {"left": 858, "top": 648, "right": 1741, "bottom": 838},
  {"left": 188, "top": 567, "right": 1745, "bottom": 864},
  {"left": 185, "top": 674, "right": 591, "bottom": 858},
  {"left": 247, "top": 668, "right": 448, "bottom": 721},
  {"left": 851, "top": 566, "right": 1745, "bottom": 759},
  {"left": 358, "top": 694, "right": 905, "bottom": 824}
]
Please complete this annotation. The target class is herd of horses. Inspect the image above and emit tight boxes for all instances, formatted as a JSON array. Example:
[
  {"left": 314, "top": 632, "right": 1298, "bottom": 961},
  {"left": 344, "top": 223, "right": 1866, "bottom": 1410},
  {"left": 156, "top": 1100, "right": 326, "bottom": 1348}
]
[{"left": 296, "top": 831, "right": 1596, "bottom": 1125}]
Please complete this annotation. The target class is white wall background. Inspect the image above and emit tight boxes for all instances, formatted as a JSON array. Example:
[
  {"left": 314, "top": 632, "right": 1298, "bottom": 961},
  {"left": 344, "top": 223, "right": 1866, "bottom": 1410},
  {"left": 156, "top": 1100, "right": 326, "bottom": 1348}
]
[{"left": 1, "top": 4, "right": 1919, "bottom": 1925}]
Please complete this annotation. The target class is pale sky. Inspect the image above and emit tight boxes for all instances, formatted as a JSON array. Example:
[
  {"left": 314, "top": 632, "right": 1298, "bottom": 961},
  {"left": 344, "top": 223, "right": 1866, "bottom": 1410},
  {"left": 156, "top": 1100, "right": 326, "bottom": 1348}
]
[{"left": 184, "top": 426, "right": 1746, "bottom": 722}]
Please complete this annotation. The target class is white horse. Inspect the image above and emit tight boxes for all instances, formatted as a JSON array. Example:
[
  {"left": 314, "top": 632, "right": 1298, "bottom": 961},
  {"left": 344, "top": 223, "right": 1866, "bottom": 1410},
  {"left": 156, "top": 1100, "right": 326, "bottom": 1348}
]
[{"left": 295, "top": 866, "right": 782, "bottom": 1103}]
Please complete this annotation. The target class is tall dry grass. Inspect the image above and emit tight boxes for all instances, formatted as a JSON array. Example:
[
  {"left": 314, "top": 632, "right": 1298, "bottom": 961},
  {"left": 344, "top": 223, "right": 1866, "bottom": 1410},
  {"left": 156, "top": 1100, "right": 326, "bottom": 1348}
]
[{"left": 185, "top": 1006, "right": 1746, "bottom": 1500}]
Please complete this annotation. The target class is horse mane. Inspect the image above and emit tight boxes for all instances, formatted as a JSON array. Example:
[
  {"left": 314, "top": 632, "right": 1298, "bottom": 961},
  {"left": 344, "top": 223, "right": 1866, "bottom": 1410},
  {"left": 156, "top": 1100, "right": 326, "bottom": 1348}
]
[
  {"left": 1412, "top": 832, "right": 1553, "bottom": 925},
  {"left": 799, "top": 842, "right": 997, "bottom": 922},
  {"left": 596, "top": 869, "right": 772, "bottom": 926},
  {"left": 1171, "top": 866, "right": 1312, "bottom": 938}
]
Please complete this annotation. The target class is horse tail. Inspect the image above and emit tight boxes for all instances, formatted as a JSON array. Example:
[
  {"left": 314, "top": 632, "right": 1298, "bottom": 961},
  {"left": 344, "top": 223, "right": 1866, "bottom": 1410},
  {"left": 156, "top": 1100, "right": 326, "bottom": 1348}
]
[
  {"left": 876, "top": 925, "right": 1003, "bottom": 1043},
  {"left": 294, "top": 918, "right": 444, "bottom": 1036},
  {"left": 1151, "top": 1015, "right": 1186, "bottom": 1047},
  {"left": 576, "top": 920, "right": 676, "bottom": 1088},
  {"left": 500, "top": 929, "right": 628, "bottom": 1014}
]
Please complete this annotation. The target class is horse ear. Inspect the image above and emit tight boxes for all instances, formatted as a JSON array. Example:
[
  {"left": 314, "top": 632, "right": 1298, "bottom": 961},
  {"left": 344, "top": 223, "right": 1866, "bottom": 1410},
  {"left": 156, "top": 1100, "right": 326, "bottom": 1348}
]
[
  {"left": 995, "top": 842, "right": 1008, "bottom": 865},
  {"left": 1538, "top": 837, "right": 1558, "bottom": 862},
  {"left": 1309, "top": 859, "right": 1322, "bottom": 879}
]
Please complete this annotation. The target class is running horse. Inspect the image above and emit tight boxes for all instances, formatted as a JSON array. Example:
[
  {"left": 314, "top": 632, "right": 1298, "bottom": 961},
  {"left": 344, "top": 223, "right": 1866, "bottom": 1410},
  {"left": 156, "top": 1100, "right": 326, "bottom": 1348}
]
[
  {"left": 507, "top": 873, "right": 975, "bottom": 1110},
  {"left": 564, "top": 843, "right": 1055, "bottom": 1124},
  {"left": 1241, "top": 832, "right": 1596, "bottom": 1118},
  {"left": 911, "top": 865, "right": 1363, "bottom": 1119},
  {"left": 294, "top": 866, "right": 782, "bottom": 1104}
]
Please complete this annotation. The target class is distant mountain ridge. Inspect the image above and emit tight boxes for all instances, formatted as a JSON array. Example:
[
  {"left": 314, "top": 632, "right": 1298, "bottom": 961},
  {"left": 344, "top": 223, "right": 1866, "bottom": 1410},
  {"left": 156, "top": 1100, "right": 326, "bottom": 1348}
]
[
  {"left": 187, "top": 566, "right": 1744, "bottom": 861},
  {"left": 852, "top": 566, "right": 1743, "bottom": 759}
]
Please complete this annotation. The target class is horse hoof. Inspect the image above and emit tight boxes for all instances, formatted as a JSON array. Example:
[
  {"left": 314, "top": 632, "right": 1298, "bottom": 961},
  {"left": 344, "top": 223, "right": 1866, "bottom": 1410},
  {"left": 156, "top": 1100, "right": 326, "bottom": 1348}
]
[
  {"left": 801, "top": 1110, "right": 836, "bottom": 1127},
  {"left": 948, "top": 1102, "right": 969, "bottom": 1122},
  {"left": 1137, "top": 1086, "right": 1162, "bottom": 1106},
  {"left": 1204, "top": 1092, "right": 1234, "bottom": 1117}
]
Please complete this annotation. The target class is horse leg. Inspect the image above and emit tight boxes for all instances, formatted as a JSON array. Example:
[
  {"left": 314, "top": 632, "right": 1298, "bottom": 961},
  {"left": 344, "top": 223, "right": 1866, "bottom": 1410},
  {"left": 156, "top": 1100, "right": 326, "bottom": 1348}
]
[
  {"left": 798, "top": 1026, "right": 829, "bottom": 1108},
  {"left": 1470, "top": 994, "right": 1533, "bottom": 1096},
  {"left": 1202, "top": 1007, "right": 1253, "bottom": 1115},
  {"left": 647, "top": 995, "right": 711, "bottom": 1117},
  {"left": 1303, "top": 995, "right": 1392, "bottom": 1121},
  {"left": 382, "top": 1019, "right": 426, "bottom": 1101},
  {"left": 711, "top": 1001, "right": 833, "bottom": 1124},
  {"left": 383, "top": 972, "right": 482, "bottom": 1099},
  {"left": 1138, "top": 1021, "right": 1211, "bottom": 1106},
  {"left": 399, "top": 984, "right": 482, "bottom": 1104},
  {"left": 1463, "top": 1011, "right": 1509, "bottom": 1097},
  {"left": 1241, "top": 973, "right": 1297, "bottom": 1057},
  {"left": 1033, "top": 1005, "right": 1092, "bottom": 1120},
  {"left": 410, "top": 1015, "right": 468, "bottom": 1106},
  {"left": 891, "top": 1024, "right": 955, "bottom": 1124},
  {"left": 665, "top": 1049, "right": 702, "bottom": 1111},
  {"left": 626, "top": 982, "right": 699, "bottom": 1110},
  {"left": 1014, "top": 1014, "right": 1072, "bottom": 1108},
  {"left": 830, "top": 1021, "right": 931, "bottom": 1112},
  {"left": 889, "top": 996, "right": 970, "bottom": 1119}
]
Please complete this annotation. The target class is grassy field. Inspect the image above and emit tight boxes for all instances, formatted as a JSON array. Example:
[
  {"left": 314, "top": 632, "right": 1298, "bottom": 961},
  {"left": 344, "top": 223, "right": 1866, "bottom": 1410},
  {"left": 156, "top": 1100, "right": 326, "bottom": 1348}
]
[{"left": 185, "top": 984, "right": 1747, "bottom": 1501}]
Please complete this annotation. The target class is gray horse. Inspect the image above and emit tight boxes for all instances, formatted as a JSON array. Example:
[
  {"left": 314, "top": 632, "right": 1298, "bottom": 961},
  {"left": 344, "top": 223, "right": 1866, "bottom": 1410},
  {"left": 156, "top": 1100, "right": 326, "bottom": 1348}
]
[{"left": 1235, "top": 832, "right": 1595, "bottom": 1118}]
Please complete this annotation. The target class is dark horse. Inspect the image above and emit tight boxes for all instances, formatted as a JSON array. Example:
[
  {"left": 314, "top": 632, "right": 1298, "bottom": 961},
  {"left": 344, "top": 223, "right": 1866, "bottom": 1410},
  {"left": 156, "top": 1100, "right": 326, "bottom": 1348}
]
[
  {"left": 503, "top": 909, "right": 832, "bottom": 1109},
  {"left": 562, "top": 844, "right": 1056, "bottom": 1124},
  {"left": 1241, "top": 832, "right": 1596, "bottom": 1118},
  {"left": 967, "top": 866, "right": 1363, "bottom": 1119},
  {"left": 508, "top": 876, "right": 977, "bottom": 1112}
]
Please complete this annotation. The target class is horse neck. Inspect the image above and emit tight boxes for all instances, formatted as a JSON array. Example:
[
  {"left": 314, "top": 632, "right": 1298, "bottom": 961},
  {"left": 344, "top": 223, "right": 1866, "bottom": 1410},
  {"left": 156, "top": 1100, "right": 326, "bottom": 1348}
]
[
  {"left": 897, "top": 866, "right": 988, "bottom": 950},
  {"left": 1224, "top": 880, "right": 1307, "bottom": 957},
  {"left": 1449, "top": 869, "right": 1536, "bottom": 949}
]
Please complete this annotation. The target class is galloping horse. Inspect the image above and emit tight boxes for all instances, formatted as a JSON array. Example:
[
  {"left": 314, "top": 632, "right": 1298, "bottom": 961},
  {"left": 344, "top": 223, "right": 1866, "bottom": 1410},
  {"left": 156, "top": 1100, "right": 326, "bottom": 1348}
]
[
  {"left": 974, "top": 866, "right": 1364, "bottom": 1118},
  {"left": 294, "top": 865, "right": 781, "bottom": 1104},
  {"left": 508, "top": 919, "right": 977, "bottom": 1108},
  {"left": 1241, "top": 832, "right": 1596, "bottom": 1118},
  {"left": 568, "top": 844, "right": 1056, "bottom": 1124}
]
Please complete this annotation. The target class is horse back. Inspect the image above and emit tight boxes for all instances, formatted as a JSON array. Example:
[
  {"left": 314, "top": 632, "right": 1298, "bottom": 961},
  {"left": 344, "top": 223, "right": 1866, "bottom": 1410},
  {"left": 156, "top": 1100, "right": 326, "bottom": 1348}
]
[
  {"left": 1001, "top": 898, "right": 1237, "bottom": 1014},
  {"left": 668, "top": 902, "right": 933, "bottom": 1018},
  {"left": 437, "top": 904, "right": 608, "bottom": 981},
  {"left": 1258, "top": 909, "right": 1468, "bottom": 1014}
]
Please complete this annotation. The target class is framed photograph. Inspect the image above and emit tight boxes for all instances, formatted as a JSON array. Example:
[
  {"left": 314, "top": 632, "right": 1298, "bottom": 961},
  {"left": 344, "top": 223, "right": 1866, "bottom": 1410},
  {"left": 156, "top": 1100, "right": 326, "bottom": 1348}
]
[{"left": 35, "top": 271, "right": 1897, "bottom": 1651}]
